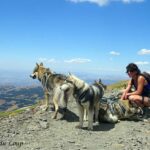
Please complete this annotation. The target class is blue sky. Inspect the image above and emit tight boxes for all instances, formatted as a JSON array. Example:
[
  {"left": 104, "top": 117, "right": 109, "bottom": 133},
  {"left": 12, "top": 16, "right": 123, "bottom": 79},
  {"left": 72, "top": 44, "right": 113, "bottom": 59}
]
[{"left": 0, "top": 0, "right": 150, "bottom": 80}]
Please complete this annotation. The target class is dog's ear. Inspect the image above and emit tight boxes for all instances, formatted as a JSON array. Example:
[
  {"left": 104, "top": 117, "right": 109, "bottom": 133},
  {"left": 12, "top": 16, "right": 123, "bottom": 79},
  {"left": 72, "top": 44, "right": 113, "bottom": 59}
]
[
  {"left": 99, "top": 79, "right": 102, "bottom": 83},
  {"left": 36, "top": 62, "right": 39, "bottom": 66},
  {"left": 40, "top": 62, "right": 43, "bottom": 66}
]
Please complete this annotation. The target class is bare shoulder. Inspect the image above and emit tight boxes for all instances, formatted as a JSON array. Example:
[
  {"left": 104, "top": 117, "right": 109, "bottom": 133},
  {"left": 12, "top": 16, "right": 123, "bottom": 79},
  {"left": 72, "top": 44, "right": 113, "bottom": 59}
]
[{"left": 138, "top": 75, "right": 146, "bottom": 82}]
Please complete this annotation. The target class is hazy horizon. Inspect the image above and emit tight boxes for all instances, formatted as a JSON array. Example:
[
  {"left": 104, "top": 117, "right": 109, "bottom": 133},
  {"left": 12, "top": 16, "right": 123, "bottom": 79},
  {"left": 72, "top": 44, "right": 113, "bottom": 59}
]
[{"left": 0, "top": 69, "right": 128, "bottom": 87}]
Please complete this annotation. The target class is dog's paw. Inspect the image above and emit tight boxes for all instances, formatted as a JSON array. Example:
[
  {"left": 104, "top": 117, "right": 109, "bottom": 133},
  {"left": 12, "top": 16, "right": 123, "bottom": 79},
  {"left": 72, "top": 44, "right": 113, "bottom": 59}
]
[
  {"left": 40, "top": 105, "right": 49, "bottom": 111},
  {"left": 87, "top": 127, "right": 93, "bottom": 131},
  {"left": 45, "top": 106, "right": 49, "bottom": 111},
  {"left": 83, "top": 118, "right": 88, "bottom": 121},
  {"left": 75, "top": 125, "right": 83, "bottom": 129},
  {"left": 94, "top": 121, "right": 99, "bottom": 126},
  {"left": 52, "top": 115, "right": 57, "bottom": 119}
]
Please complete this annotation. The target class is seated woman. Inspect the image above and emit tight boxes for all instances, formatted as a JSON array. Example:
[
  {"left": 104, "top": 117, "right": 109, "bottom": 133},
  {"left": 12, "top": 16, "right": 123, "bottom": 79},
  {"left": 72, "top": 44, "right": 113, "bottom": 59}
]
[{"left": 121, "top": 63, "right": 150, "bottom": 108}]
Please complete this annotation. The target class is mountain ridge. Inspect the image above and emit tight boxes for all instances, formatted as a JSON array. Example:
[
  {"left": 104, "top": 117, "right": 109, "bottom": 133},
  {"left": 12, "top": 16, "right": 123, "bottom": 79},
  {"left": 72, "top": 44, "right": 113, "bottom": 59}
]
[{"left": 0, "top": 85, "right": 44, "bottom": 111}]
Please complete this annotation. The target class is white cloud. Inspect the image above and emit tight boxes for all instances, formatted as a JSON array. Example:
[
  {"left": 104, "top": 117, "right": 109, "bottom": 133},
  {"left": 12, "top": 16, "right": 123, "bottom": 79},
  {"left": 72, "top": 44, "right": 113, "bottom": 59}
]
[
  {"left": 38, "top": 58, "right": 57, "bottom": 63},
  {"left": 109, "top": 51, "right": 120, "bottom": 56},
  {"left": 64, "top": 58, "right": 91, "bottom": 64},
  {"left": 137, "top": 49, "right": 150, "bottom": 55},
  {"left": 122, "top": 0, "right": 144, "bottom": 3},
  {"left": 38, "top": 57, "right": 91, "bottom": 64},
  {"left": 38, "top": 58, "right": 47, "bottom": 62},
  {"left": 67, "top": 0, "right": 145, "bottom": 6},
  {"left": 134, "top": 61, "right": 149, "bottom": 65},
  {"left": 68, "top": 0, "right": 109, "bottom": 6}
]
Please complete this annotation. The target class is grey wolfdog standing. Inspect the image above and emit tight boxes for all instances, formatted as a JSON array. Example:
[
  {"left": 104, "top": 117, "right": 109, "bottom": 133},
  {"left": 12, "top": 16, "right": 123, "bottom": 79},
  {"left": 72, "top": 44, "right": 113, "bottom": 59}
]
[
  {"left": 65, "top": 73, "right": 106, "bottom": 130},
  {"left": 30, "top": 63, "right": 73, "bottom": 119}
]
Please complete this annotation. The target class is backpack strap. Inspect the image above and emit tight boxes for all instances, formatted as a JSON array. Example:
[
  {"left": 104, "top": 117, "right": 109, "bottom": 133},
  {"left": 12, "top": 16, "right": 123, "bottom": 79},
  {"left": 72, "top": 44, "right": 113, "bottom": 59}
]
[{"left": 140, "top": 73, "right": 150, "bottom": 84}]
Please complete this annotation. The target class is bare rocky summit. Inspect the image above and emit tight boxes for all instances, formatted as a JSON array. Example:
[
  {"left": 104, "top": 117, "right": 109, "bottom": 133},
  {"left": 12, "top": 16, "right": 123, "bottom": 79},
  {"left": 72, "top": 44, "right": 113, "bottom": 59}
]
[{"left": 0, "top": 94, "right": 150, "bottom": 150}]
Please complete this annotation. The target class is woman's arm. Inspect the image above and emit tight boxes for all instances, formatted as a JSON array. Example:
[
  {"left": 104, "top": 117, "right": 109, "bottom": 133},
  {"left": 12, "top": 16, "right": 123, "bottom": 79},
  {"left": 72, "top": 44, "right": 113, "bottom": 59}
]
[{"left": 121, "top": 80, "right": 132, "bottom": 100}]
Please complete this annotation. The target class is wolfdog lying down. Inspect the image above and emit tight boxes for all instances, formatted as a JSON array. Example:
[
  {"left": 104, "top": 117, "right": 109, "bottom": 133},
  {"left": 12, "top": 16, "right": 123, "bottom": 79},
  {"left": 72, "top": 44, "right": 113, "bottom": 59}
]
[
  {"left": 65, "top": 73, "right": 105, "bottom": 130},
  {"left": 30, "top": 63, "right": 73, "bottom": 119},
  {"left": 99, "top": 98, "right": 142, "bottom": 123}
]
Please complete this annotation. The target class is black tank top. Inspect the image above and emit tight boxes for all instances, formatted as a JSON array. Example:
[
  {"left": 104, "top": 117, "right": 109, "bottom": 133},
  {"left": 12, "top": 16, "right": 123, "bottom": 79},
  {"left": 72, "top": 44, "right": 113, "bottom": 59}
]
[{"left": 131, "top": 76, "right": 150, "bottom": 97}]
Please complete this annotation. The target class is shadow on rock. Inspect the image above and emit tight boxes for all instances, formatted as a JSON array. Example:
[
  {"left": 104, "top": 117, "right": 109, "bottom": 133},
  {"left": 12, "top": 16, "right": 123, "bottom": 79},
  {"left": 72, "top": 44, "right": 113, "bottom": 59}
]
[
  {"left": 94, "top": 123, "right": 115, "bottom": 131},
  {"left": 81, "top": 123, "right": 115, "bottom": 131},
  {"left": 143, "top": 107, "right": 150, "bottom": 118},
  {"left": 59, "top": 109, "right": 79, "bottom": 122}
]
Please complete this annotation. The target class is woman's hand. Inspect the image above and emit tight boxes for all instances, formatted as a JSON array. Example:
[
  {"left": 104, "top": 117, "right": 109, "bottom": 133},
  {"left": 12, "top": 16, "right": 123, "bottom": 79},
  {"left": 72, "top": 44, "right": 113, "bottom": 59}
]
[
  {"left": 121, "top": 91, "right": 128, "bottom": 100},
  {"left": 124, "top": 93, "right": 129, "bottom": 99},
  {"left": 121, "top": 80, "right": 132, "bottom": 100}
]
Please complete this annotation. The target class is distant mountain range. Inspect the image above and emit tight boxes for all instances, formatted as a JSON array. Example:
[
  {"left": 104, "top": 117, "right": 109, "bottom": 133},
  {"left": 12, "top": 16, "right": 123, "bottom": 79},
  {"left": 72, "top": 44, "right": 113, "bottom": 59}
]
[{"left": 0, "top": 85, "right": 44, "bottom": 111}]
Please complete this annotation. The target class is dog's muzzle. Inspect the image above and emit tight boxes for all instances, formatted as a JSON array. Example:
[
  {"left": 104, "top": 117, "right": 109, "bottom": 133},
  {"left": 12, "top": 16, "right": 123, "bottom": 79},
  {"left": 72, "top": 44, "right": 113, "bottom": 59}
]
[{"left": 30, "top": 74, "right": 36, "bottom": 79}]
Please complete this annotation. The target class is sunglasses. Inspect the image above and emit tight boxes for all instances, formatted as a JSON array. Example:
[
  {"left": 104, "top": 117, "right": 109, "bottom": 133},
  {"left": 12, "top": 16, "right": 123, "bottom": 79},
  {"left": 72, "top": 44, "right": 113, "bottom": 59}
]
[{"left": 126, "top": 70, "right": 135, "bottom": 73}]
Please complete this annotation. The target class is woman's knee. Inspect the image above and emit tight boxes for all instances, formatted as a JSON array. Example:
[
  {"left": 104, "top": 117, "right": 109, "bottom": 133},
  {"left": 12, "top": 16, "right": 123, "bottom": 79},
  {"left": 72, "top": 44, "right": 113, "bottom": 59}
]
[
  {"left": 128, "top": 95, "right": 135, "bottom": 101},
  {"left": 143, "top": 97, "right": 150, "bottom": 106}
]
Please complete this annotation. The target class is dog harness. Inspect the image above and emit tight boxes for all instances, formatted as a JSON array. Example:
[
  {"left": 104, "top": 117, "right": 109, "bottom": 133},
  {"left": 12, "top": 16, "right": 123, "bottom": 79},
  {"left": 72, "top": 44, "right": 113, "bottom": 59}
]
[{"left": 77, "top": 86, "right": 94, "bottom": 104}]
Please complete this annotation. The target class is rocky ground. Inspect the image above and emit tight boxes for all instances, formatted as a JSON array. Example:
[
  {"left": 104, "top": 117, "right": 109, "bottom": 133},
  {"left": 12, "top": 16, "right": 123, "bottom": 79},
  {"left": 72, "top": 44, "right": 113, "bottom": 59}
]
[{"left": 0, "top": 94, "right": 150, "bottom": 150}]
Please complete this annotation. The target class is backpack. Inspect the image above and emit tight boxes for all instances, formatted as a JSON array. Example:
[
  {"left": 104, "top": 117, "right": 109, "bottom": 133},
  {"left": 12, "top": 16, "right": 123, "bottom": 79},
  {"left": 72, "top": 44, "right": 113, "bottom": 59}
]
[{"left": 141, "top": 72, "right": 150, "bottom": 84}]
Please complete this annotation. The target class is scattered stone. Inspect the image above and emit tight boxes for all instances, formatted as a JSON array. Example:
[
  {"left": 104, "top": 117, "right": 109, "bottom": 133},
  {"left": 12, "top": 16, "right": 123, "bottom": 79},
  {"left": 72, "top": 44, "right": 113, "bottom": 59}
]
[{"left": 39, "top": 121, "right": 49, "bottom": 129}]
